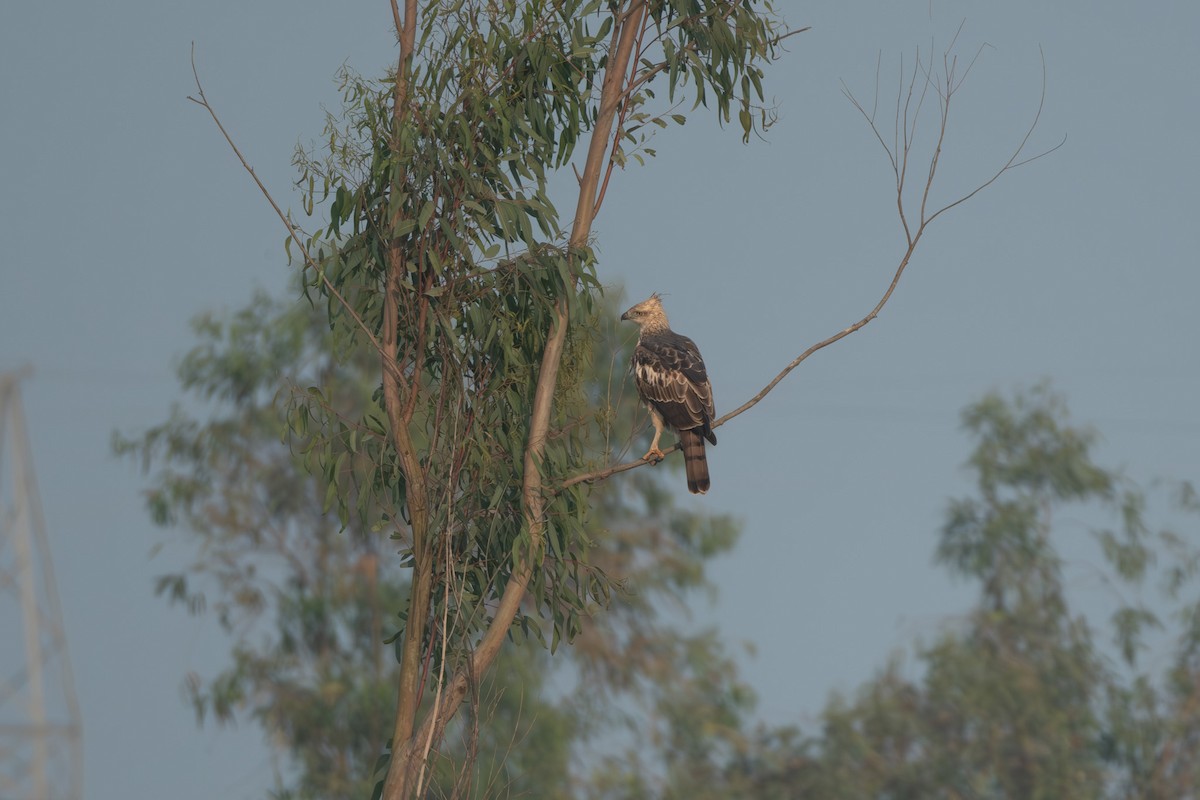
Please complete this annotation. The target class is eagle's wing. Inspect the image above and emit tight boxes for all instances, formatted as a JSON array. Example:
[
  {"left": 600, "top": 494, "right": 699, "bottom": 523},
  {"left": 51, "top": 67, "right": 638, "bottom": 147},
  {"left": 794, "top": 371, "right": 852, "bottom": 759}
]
[{"left": 632, "top": 331, "right": 716, "bottom": 443}]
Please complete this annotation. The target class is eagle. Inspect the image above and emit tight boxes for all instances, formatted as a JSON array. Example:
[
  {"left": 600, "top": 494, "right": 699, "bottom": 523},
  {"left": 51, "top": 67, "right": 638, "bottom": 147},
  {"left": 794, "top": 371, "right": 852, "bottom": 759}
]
[{"left": 620, "top": 294, "right": 717, "bottom": 494}]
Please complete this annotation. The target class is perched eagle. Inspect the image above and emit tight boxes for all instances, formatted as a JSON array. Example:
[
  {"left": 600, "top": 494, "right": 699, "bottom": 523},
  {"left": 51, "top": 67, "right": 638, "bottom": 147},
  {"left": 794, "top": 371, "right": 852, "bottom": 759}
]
[{"left": 620, "top": 294, "right": 717, "bottom": 494}]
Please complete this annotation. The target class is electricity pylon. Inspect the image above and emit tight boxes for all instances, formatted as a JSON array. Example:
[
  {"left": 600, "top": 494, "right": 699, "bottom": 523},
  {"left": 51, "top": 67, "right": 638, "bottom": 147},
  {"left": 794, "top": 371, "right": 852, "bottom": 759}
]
[{"left": 0, "top": 368, "right": 83, "bottom": 800}]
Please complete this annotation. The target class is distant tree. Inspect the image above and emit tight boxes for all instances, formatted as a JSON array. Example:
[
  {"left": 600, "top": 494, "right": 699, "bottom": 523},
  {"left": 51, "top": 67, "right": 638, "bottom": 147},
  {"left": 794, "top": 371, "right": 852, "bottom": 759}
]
[
  {"left": 116, "top": 292, "right": 408, "bottom": 798},
  {"left": 675, "top": 386, "right": 1200, "bottom": 800}
]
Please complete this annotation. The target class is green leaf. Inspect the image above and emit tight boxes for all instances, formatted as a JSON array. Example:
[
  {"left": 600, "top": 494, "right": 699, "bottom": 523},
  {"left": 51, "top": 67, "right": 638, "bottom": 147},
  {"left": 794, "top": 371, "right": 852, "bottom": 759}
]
[{"left": 417, "top": 200, "right": 435, "bottom": 231}]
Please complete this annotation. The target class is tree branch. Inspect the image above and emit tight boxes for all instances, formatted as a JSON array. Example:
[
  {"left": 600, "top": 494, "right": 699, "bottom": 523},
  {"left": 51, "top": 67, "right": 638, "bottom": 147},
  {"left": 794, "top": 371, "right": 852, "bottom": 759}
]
[
  {"left": 593, "top": 9, "right": 650, "bottom": 218},
  {"left": 378, "top": 2, "right": 432, "bottom": 798}
]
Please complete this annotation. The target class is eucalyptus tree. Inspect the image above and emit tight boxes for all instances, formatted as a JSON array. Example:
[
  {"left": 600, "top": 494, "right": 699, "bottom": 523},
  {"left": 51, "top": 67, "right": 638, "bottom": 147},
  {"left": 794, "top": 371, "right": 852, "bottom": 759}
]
[{"left": 193, "top": 2, "right": 792, "bottom": 795}]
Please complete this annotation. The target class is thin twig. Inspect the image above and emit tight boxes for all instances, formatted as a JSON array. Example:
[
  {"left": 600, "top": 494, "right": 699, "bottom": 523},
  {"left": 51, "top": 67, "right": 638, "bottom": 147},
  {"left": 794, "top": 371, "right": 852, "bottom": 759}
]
[
  {"left": 187, "top": 45, "right": 404, "bottom": 388},
  {"left": 924, "top": 48, "right": 1062, "bottom": 226}
]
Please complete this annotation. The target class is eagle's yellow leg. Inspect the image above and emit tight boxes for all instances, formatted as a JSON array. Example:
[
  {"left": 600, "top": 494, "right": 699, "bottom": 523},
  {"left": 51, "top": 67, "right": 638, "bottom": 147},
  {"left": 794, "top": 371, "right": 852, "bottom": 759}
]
[{"left": 643, "top": 407, "right": 666, "bottom": 463}]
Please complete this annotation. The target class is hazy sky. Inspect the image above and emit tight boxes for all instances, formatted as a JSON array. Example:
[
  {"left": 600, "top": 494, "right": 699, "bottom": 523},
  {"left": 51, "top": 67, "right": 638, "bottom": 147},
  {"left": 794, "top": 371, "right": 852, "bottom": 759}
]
[{"left": 3, "top": 2, "right": 1199, "bottom": 798}]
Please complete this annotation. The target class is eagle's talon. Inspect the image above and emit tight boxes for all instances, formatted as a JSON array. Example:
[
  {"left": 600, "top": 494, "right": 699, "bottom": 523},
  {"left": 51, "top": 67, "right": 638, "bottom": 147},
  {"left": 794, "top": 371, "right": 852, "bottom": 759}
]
[{"left": 642, "top": 447, "right": 666, "bottom": 463}]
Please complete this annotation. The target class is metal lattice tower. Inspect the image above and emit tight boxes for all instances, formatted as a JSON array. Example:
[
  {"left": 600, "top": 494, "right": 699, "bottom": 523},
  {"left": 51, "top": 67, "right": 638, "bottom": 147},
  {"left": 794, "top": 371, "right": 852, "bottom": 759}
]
[{"left": 0, "top": 368, "right": 83, "bottom": 800}]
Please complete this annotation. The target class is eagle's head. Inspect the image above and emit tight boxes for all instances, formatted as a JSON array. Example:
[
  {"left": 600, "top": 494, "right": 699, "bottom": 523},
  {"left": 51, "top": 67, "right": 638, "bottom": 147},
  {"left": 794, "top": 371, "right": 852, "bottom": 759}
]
[{"left": 620, "top": 293, "right": 669, "bottom": 331}]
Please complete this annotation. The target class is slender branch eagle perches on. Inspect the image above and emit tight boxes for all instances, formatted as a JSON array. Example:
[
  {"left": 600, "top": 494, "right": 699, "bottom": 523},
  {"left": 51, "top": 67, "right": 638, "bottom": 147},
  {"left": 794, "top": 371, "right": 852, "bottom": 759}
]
[{"left": 620, "top": 294, "right": 717, "bottom": 494}]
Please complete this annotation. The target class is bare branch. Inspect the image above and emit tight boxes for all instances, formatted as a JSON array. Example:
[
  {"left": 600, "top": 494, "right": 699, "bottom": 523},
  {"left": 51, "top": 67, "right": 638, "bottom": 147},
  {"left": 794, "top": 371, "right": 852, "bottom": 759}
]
[
  {"left": 562, "top": 36, "right": 1060, "bottom": 493},
  {"left": 841, "top": 81, "right": 897, "bottom": 176}
]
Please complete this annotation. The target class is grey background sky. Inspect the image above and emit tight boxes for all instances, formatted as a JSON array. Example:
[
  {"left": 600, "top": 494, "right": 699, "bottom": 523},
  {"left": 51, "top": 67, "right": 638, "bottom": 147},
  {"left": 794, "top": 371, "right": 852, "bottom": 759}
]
[{"left": 2, "top": 2, "right": 1198, "bottom": 798}]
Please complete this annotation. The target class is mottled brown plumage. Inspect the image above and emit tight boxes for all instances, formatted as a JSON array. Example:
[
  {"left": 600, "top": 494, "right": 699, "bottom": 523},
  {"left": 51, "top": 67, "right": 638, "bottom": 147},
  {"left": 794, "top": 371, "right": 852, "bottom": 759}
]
[{"left": 620, "top": 294, "right": 716, "bottom": 494}]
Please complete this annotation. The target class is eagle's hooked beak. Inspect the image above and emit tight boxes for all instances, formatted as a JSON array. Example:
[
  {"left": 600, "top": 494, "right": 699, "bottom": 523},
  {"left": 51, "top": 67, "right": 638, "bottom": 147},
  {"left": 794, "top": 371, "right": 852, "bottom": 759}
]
[{"left": 620, "top": 309, "right": 631, "bottom": 321}]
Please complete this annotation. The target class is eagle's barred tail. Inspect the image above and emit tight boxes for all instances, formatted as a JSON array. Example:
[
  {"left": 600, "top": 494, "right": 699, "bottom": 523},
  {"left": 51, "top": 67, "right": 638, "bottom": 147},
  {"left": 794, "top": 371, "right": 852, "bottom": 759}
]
[{"left": 680, "top": 429, "right": 710, "bottom": 494}]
